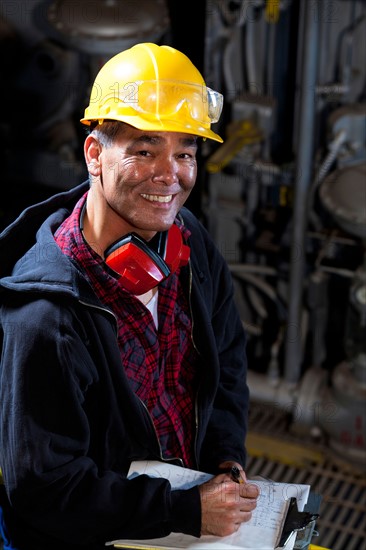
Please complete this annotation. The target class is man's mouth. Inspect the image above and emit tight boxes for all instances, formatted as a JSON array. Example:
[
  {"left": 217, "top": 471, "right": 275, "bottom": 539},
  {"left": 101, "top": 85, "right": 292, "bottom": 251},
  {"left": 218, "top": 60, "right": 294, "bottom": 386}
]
[{"left": 140, "top": 194, "right": 173, "bottom": 203}]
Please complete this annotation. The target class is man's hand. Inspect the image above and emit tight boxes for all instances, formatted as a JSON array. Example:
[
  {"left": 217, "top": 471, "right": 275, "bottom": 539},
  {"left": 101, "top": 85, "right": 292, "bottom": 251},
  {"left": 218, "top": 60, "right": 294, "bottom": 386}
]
[{"left": 199, "top": 466, "right": 259, "bottom": 537}]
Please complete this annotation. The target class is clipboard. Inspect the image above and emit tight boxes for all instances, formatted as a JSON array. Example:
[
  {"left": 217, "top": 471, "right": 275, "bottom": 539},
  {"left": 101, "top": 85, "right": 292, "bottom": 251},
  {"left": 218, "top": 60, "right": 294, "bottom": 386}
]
[{"left": 277, "top": 494, "right": 321, "bottom": 549}]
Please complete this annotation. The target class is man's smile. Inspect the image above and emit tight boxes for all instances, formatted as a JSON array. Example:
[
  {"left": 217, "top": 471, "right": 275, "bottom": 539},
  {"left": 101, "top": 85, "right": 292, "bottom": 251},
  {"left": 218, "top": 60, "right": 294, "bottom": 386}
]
[{"left": 140, "top": 193, "right": 174, "bottom": 203}]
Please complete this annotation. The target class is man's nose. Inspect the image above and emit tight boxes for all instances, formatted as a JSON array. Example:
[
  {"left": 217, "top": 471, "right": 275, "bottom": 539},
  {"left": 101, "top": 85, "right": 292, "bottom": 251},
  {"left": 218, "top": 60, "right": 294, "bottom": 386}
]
[{"left": 152, "top": 158, "right": 179, "bottom": 185}]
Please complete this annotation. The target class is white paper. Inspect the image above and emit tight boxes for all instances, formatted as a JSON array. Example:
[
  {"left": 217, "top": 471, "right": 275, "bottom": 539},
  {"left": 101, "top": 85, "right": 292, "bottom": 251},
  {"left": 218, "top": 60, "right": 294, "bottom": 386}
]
[
  {"left": 127, "top": 460, "right": 214, "bottom": 490},
  {"left": 107, "top": 461, "right": 310, "bottom": 550}
]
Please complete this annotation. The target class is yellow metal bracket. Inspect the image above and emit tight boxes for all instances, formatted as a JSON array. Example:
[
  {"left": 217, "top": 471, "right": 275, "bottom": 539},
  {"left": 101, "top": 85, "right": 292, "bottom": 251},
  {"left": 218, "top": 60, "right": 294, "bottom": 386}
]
[
  {"left": 206, "top": 119, "right": 263, "bottom": 173},
  {"left": 265, "top": 0, "right": 280, "bottom": 23}
]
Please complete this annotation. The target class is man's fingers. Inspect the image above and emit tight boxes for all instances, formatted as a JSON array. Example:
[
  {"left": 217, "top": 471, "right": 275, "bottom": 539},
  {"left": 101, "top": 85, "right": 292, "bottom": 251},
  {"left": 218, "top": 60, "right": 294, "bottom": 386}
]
[{"left": 240, "top": 481, "right": 260, "bottom": 499}]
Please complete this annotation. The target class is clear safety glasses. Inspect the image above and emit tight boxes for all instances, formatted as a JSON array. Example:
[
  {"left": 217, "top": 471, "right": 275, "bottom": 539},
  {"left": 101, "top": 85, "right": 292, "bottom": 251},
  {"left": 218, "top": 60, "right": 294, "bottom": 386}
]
[{"left": 101, "top": 80, "right": 224, "bottom": 124}]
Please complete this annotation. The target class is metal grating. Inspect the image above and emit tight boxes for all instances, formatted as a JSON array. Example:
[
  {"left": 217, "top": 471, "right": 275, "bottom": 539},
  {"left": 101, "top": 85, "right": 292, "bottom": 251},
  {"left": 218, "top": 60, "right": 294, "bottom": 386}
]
[{"left": 246, "top": 402, "right": 366, "bottom": 550}]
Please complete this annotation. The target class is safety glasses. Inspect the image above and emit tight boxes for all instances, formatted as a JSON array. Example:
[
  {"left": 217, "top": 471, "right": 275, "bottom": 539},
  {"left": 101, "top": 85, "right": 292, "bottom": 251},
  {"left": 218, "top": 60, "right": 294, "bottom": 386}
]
[{"left": 100, "top": 80, "right": 223, "bottom": 124}]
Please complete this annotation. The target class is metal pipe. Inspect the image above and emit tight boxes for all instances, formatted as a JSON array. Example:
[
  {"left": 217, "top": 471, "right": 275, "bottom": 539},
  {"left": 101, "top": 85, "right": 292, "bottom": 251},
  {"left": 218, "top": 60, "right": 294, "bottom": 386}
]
[
  {"left": 246, "top": 4, "right": 261, "bottom": 94},
  {"left": 283, "top": 0, "right": 320, "bottom": 384}
]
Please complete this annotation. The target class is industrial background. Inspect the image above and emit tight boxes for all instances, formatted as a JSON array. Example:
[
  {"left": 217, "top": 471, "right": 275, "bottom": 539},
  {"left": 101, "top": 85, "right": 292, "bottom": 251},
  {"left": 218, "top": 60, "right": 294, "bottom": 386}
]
[{"left": 0, "top": 1, "right": 365, "bottom": 549}]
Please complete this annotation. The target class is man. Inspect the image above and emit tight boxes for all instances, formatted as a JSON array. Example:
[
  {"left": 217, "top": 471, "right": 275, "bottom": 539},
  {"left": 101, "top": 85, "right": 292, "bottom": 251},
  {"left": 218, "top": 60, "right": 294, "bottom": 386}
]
[{"left": 0, "top": 43, "right": 258, "bottom": 550}]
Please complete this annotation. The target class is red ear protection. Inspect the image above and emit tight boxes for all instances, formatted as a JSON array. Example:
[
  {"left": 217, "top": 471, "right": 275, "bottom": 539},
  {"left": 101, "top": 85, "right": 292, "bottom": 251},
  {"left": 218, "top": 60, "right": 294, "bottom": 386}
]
[{"left": 104, "top": 224, "right": 190, "bottom": 295}]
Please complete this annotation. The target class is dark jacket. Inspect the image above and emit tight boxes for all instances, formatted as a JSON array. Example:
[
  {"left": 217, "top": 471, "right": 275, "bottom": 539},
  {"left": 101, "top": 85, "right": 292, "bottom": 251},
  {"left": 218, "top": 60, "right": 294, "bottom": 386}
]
[{"left": 0, "top": 182, "right": 249, "bottom": 550}]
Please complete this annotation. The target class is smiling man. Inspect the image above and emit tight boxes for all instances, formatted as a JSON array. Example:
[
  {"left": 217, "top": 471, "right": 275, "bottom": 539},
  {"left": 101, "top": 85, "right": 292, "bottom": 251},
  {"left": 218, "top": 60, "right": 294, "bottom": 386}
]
[{"left": 0, "top": 43, "right": 258, "bottom": 550}]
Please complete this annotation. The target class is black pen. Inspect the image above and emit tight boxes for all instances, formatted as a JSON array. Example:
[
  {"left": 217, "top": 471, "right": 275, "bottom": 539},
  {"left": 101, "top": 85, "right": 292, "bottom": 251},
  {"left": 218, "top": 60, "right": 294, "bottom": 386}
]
[{"left": 230, "top": 466, "right": 244, "bottom": 484}]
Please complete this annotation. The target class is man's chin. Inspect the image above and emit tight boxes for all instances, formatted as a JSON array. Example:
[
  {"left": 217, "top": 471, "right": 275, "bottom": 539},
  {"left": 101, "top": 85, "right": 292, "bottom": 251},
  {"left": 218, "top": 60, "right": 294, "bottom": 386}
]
[{"left": 138, "top": 219, "right": 177, "bottom": 238}]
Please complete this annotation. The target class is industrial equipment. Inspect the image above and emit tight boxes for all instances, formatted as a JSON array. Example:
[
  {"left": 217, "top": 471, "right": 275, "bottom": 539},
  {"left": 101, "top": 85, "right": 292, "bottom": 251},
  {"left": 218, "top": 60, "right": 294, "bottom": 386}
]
[
  {"left": 1, "top": 0, "right": 365, "bottom": 469},
  {"left": 203, "top": 0, "right": 366, "bottom": 468}
]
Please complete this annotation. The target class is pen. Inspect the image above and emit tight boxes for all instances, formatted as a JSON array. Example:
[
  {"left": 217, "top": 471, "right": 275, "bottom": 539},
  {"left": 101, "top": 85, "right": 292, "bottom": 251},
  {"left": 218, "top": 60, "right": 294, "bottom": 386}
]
[{"left": 230, "top": 466, "right": 244, "bottom": 484}]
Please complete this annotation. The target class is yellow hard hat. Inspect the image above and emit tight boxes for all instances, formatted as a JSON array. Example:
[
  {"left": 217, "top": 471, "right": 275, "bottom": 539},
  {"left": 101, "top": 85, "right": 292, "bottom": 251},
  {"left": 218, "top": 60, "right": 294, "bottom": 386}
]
[{"left": 80, "top": 42, "right": 223, "bottom": 143}]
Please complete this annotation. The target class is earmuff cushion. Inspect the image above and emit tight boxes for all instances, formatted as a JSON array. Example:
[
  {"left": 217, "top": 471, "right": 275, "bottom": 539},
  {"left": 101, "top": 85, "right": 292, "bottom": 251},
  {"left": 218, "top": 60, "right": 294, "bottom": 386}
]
[{"left": 104, "top": 225, "right": 190, "bottom": 294}]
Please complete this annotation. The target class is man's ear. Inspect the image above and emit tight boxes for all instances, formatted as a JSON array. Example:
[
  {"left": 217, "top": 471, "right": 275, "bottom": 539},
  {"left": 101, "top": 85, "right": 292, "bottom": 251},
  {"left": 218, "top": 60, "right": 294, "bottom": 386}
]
[{"left": 84, "top": 134, "right": 102, "bottom": 176}]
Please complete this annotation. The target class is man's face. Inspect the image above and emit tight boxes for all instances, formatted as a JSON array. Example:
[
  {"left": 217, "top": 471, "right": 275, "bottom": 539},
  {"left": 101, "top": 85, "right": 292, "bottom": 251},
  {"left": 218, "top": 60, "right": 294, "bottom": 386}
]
[{"left": 91, "top": 125, "right": 198, "bottom": 242}]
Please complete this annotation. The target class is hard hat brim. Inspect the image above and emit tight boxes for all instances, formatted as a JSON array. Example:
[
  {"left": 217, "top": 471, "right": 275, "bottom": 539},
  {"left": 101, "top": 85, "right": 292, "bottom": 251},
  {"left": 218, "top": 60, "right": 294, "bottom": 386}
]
[{"left": 80, "top": 115, "right": 224, "bottom": 143}]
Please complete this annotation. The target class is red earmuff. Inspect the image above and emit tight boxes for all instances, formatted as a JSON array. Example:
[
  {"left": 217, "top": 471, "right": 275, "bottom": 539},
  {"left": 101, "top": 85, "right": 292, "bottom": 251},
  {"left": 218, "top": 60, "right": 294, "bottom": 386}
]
[{"left": 104, "top": 224, "right": 190, "bottom": 295}]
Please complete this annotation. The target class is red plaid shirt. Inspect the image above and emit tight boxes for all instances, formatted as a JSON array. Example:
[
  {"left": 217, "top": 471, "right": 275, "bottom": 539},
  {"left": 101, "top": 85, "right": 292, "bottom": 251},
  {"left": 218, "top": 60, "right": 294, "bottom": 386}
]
[{"left": 54, "top": 192, "right": 198, "bottom": 467}]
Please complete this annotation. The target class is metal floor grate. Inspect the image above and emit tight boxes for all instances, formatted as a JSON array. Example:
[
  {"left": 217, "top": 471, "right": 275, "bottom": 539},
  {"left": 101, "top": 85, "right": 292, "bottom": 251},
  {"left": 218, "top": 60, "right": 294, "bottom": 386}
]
[{"left": 246, "top": 402, "right": 366, "bottom": 550}]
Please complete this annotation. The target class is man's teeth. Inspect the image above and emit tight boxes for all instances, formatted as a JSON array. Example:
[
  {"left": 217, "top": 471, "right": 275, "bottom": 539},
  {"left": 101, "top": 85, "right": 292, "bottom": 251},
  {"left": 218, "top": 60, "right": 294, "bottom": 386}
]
[{"left": 141, "top": 194, "right": 172, "bottom": 203}]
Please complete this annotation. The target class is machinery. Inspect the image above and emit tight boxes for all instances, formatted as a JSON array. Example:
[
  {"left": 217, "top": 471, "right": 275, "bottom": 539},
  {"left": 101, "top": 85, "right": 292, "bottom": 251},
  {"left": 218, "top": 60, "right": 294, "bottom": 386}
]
[
  {"left": 0, "top": 0, "right": 365, "bottom": 468},
  {"left": 203, "top": 0, "right": 366, "bottom": 467},
  {"left": 0, "top": 0, "right": 170, "bottom": 191}
]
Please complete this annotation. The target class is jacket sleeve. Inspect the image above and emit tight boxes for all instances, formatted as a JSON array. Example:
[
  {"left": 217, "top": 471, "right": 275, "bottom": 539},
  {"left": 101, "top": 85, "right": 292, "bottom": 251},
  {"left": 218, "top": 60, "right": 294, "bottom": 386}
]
[
  {"left": 0, "top": 297, "right": 201, "bottom": 546},
  {"left": 182, "top": 209, "right": 250, "bottom": 473}
]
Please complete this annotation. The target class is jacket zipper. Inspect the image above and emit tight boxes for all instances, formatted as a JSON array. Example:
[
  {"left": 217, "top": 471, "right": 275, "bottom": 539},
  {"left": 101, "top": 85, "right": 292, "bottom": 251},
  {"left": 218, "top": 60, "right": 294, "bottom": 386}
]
[
  {"left": 138, "top": 398, "right": 184, "bottom": 467},
  {"left": 188, "top": 259, "right": 202, "bottom": 470},
  {"left": 78, "top": 299, "right": 118, "bottom": 334},
  {"left": 178, "top": 211, "right": 202, "bottom": 469}
]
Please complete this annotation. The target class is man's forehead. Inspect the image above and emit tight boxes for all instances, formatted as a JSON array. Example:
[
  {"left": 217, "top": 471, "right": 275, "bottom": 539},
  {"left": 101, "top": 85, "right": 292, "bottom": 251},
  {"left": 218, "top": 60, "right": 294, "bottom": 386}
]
[{"left": 128, "top": 130, "right": 198, "bottom": 147}]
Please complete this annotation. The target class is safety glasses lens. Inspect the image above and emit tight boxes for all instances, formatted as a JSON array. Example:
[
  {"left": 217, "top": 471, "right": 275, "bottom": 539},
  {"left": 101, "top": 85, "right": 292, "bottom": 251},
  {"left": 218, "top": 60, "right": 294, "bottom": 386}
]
[{"left": 104, "top": 81, "right": 223, "bottom": 125}]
